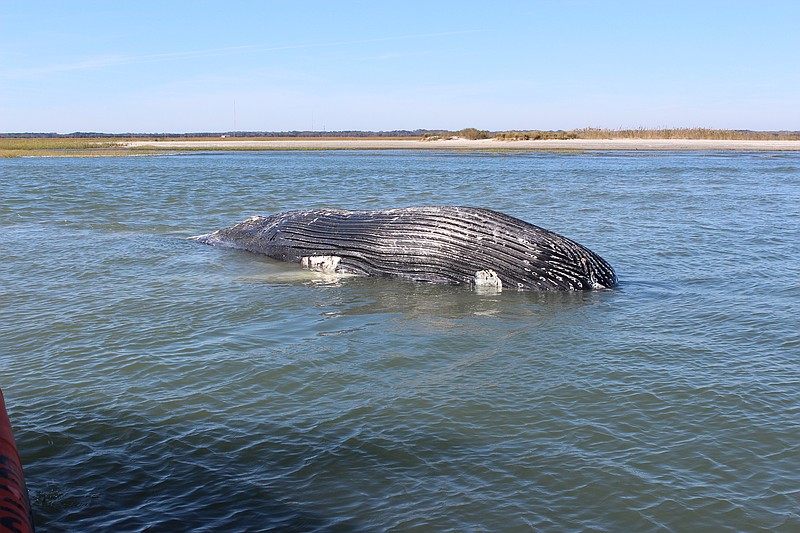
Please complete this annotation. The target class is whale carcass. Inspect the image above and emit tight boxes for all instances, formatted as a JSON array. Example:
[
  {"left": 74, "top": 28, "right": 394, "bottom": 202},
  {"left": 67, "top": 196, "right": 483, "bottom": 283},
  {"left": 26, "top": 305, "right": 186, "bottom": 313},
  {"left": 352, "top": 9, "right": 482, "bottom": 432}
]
[{"left": 190, "top": 206, "right": 617, "bottom": 291}]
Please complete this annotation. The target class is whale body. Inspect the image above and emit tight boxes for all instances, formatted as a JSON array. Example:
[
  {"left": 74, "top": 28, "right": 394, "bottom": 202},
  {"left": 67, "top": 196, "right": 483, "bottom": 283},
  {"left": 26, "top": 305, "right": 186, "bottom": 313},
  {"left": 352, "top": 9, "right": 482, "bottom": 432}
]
[{"left": 191, "top": 206, "right": 617, "bottom": 291}]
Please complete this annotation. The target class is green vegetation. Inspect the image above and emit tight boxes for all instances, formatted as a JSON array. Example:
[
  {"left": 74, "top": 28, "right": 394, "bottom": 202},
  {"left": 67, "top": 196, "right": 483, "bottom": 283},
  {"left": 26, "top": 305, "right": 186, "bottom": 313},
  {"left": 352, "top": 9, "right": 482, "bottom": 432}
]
[
  {"left": 495, "top": 130, "right": 578, "bottom": 141},
  {"left": 455, "top": 127, "right": 491, "bottom": 140},
  {"left": 421, "top": 128, "right": 491, "bottom": 141},
  {"left": 0, "top": 138, "right": 124, "bottom": 158}
]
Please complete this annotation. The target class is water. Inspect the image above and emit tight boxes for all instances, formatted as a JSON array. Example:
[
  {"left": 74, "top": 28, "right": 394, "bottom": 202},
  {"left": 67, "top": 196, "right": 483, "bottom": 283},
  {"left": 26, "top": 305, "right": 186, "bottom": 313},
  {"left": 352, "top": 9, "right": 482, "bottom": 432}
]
[{"left": 1, "top": 150, "right": 798, "bottom": 531}]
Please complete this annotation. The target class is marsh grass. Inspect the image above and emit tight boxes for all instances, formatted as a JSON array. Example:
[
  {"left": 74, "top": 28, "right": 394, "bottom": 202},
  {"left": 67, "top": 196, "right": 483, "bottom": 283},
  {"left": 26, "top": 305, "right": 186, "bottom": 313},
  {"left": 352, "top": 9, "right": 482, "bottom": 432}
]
[
  {"left": 496, "top": 128, "right": 800, "bottom": 141},
  {"left": 0, "top": 138, "right": 125, "bottom": 158}
]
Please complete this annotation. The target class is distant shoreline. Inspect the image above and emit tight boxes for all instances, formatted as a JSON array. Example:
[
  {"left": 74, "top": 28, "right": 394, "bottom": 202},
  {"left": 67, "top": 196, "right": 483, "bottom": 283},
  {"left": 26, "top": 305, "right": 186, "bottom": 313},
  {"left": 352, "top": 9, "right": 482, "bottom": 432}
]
[
  {"left": 3, "top": 137, "right": 800, "bottom": 158},
  {"left": 124, "top": 138, "right": 800, "bottom": 152}
]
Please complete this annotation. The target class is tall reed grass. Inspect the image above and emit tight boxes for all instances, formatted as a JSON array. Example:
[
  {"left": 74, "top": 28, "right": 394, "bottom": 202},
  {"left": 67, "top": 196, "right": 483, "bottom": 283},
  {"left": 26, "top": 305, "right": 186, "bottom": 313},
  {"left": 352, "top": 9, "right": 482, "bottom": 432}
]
[{"left": 495, "top": 128, "right": 800, "bottom": 141}]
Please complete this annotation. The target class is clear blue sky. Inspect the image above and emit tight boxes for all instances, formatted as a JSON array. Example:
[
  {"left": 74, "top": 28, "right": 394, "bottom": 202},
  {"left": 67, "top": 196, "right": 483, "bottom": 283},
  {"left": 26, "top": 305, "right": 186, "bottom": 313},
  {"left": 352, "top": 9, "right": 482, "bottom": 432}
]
[{"left": 2, "top": 1, "right": 798, "bottom": 133}]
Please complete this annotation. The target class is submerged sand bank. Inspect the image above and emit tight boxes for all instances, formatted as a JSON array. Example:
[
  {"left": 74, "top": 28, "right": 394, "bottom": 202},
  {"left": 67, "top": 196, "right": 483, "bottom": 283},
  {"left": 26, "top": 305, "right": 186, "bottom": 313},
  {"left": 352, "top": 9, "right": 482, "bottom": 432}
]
[{"left": 124, "top": 138, "right": 800, "bottom": 151}]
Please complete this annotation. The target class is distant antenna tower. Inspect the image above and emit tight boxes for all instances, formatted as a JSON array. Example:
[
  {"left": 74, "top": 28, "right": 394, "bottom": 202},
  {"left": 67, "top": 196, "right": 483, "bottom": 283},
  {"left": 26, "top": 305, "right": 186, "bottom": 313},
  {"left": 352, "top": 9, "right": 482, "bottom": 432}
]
[{"left": 233, "top": 100, "right": 237, "bottom": 137}]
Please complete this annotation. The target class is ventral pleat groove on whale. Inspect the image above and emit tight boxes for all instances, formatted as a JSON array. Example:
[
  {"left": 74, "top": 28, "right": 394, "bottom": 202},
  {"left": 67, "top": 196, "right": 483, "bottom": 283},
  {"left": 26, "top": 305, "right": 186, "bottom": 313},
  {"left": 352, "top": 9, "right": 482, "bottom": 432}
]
[{"left": 190, "top": 206, "right": 618, "bottom": 291}]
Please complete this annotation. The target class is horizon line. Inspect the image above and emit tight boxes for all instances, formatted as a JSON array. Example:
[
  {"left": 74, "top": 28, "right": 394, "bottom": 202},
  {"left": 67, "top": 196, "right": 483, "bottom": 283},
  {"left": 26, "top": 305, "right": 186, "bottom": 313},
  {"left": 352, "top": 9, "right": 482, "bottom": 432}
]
[{"left": 3, "top": 127, "right": 800, "bottom": 137}]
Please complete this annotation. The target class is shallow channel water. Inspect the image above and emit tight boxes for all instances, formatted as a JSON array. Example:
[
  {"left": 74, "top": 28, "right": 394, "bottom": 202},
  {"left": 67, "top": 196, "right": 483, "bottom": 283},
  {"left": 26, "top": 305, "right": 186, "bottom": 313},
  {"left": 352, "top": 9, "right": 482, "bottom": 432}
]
[{"left": 1, "top": 150, "right": 798, "bottom": 531}]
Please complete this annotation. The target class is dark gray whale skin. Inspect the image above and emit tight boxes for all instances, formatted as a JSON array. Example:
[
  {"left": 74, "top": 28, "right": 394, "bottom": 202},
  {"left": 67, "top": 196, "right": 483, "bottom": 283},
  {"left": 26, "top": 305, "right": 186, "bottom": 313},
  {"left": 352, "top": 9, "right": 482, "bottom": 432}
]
[{"left": 191, "top": 206, "right": 618, "bottom": 291}]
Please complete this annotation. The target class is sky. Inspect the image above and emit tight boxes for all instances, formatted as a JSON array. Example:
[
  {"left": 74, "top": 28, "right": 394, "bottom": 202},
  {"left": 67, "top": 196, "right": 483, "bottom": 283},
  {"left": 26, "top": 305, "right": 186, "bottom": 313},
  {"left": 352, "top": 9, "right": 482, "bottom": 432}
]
[{"left": 1, "top": 0, "right": 799, "bottom": 133}]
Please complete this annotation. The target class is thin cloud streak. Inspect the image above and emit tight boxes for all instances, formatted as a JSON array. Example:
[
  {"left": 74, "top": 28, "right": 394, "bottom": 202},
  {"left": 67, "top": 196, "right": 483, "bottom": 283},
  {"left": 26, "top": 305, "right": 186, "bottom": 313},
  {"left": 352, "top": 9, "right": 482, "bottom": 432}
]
[{"left": 2, "top": 30, "right": 482, "bottom": 79}]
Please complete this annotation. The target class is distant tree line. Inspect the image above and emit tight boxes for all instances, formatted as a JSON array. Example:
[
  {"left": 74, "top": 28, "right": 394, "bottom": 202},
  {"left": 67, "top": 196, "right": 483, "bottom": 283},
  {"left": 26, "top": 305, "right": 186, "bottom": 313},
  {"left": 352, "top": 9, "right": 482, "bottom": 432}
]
[{"left": 2, "top": 128, "right": 799, "bottom": 141}]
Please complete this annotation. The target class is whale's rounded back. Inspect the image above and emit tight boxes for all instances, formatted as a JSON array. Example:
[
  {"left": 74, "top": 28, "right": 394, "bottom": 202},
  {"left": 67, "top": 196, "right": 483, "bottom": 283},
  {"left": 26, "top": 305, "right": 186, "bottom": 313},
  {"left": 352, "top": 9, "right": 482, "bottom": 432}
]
[{"left": 192, "top": 206, "right": 617, "bottom": 291}]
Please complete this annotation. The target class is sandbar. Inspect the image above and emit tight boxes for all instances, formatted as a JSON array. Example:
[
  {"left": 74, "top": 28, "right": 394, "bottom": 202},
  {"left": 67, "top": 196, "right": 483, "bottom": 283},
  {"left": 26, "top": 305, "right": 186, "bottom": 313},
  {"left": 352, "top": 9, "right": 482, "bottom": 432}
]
[{"left": 124, "top": 138, "right": 800, "bottom": 151}]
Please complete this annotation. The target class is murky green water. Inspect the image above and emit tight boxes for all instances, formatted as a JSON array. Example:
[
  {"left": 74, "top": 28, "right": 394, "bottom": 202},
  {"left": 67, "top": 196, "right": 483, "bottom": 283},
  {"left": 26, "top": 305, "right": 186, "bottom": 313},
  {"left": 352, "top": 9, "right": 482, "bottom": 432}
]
[{"left": 2, "top": 151, "right": 798, "bottom": 531}]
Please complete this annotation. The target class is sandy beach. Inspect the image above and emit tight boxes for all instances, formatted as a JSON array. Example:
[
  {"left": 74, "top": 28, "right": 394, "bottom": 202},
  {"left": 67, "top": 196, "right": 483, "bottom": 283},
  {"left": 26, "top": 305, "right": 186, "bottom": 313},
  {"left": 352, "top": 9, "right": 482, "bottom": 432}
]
[{"left": 123, "top": 138, "right": 800, "bottom": 151}]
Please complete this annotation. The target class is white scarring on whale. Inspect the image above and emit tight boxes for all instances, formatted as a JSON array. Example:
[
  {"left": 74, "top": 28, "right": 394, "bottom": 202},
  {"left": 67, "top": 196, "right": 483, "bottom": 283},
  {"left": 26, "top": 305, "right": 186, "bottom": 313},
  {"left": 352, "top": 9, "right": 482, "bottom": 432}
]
[
  {"left": 300, "top": 255, "right": 341, "bottom": 273},
  {"left": 474, "top": 269, "right": 503, "bottom": 291}
]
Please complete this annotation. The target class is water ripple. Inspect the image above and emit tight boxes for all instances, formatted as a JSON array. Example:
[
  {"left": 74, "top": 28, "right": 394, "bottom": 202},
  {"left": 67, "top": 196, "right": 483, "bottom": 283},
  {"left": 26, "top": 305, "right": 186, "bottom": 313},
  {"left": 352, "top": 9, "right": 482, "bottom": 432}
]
[{"left": 2, "top": 152, "right": 798, "bottom": 531}]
